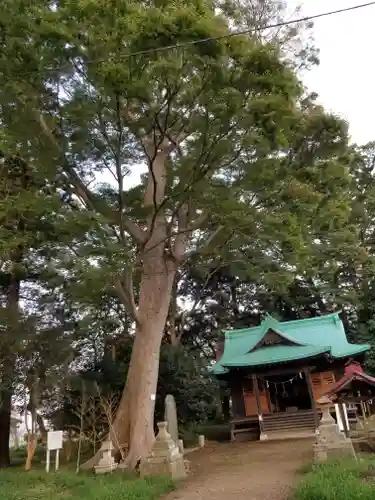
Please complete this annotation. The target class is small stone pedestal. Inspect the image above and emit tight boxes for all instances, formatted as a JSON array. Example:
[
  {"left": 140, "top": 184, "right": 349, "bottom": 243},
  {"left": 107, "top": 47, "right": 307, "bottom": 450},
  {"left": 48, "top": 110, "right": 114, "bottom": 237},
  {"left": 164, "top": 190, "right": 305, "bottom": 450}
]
[
  {"left": 94, "top": 440, "right": 118, "bottom": 474},
  {"left": 314, "top": 396, "right": 356, "bottom": 463},
  {"left": 140, "top": 422, "right": 187, "bottom": 480}
]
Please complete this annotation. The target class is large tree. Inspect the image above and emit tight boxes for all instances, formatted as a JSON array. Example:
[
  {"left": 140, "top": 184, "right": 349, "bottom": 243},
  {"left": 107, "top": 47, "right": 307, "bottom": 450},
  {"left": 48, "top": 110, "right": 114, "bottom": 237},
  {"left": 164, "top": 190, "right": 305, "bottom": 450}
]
[
  {"left": 0, "top": 152, "right": 52, "bottom": 467},
  {"left": 0, "top": 145, "right": 71, "bottom": 467},
  {"left": 0, "top": 0, "right": 357, "bottom": 467}
]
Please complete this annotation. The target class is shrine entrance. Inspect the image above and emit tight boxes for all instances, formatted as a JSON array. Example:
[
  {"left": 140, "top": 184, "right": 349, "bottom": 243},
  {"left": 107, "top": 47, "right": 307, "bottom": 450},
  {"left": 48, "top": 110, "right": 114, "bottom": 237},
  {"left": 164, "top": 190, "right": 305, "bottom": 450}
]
[{"left": 265, "top": 373, "right": 312, "bottom": 413}]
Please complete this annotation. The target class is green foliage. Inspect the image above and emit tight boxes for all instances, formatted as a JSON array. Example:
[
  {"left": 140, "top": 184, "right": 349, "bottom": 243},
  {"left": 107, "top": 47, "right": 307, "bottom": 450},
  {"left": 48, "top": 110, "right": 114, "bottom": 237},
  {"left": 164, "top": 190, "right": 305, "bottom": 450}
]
[
  {"left": 181, "top": 422, "right": 230, "bottom": 445},
  {"left": 293, "top": 458, "right": 375, "bottom": 500},
  {"left": 0, "top": 468, "right": 174, "bottom": 500},
  {"left": 0, "top": 0, "right": 339, "bottom": 272},
  {"left": 217, "top": 0, "right": 319, "bottom": 69},
  {"left": 0, "top": 0, "right": 363, "bottom": 327},
  {"left": 156, "top": 345, "right": 219, "bottom": 426}
]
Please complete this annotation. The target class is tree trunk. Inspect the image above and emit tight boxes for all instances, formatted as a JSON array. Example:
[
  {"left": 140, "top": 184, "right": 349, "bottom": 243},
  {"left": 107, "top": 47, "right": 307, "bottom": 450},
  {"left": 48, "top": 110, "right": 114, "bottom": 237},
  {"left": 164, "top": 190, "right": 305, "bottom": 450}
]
[
  {"left": 36, "top": 413, "right": 47, "bottom": 443},
  {"left": 65, "top": 430, "right": 74, "bottom": 463},
  {"left": 167, "top": 275, "right": 181, "bottom": 347},
  {"left": 24, "top": 435, "right": 37, "bottom": 472},
  {"left": 0, "top": 274, "right": 21, "bottom": 468},
  {"left": 0, "top": 390, "right": 11, "bottom": 468},
  {"left": 81, "top": 255, "right": 176, "bottom": 470}
]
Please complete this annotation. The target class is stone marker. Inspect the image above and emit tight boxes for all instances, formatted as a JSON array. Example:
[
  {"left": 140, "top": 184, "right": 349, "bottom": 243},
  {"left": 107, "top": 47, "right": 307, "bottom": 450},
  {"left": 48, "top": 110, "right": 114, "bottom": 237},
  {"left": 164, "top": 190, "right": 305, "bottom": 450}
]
[
  {"left": 165, "top": 394, "right": 179, "bottom": 445},
  {"left": 94, "top": 440, "right": 118, "bottom": 474},
  {"left": 313, "top": 395, "right": 356, "bottom": 462},
  {"left": 198, "top": 435, "right": 205, "bottom": 447},
  {"left": 140, "top": 421, "right": 187, "bottom": 480},
  {"left": 178, "top": 439, "right": 184, "bottom": 454}
]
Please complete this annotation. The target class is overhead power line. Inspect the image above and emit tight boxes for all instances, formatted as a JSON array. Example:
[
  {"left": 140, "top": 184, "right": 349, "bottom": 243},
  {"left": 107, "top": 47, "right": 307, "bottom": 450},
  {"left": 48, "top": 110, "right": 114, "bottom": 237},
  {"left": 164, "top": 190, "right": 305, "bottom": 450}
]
[
  {"left": 119, "top": 1, "right": 375, "bottom": 59},
  {"left": 4, "top": 1, "right": 375, "bottom": 78}
]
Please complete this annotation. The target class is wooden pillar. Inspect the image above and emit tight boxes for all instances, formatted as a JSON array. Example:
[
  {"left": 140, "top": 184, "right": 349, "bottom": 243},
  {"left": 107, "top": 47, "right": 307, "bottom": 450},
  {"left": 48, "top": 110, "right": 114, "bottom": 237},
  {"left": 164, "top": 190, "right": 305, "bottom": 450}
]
[
  {"left": 265, "top": 384, "right": 272, "bottom": 413},
  {"left": 252, "top": 374, "right": 267, "bottom": 440},
  {"left": 229, "top": 375, "right": 245, "bottom": 418},
  {"left": 303, "top": 367, "right": 319, "bottom": 429}
]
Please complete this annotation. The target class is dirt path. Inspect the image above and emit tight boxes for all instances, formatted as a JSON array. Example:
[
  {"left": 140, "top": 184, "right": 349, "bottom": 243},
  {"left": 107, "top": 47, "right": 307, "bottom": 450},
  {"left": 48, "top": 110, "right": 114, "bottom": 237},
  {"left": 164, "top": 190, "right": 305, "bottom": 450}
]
[{"left": 167, "top": 439, "right": 313, "bottom": 500}]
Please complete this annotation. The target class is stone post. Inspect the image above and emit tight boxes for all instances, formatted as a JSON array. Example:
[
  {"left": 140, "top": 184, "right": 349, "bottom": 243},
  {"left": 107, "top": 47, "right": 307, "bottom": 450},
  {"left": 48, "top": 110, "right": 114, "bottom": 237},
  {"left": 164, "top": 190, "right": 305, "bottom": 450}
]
[
  {"left": 94, "top": 440, "right": 118, "bottom": 474},
  {"left": 313, "top": 395, "right": 356, "bottom": 463},
  {"left": 140, "top": 422, "right": 187, "bottom": 480},
  {"left": 165, "top": 394, "right": 179, "bottom": 445}
]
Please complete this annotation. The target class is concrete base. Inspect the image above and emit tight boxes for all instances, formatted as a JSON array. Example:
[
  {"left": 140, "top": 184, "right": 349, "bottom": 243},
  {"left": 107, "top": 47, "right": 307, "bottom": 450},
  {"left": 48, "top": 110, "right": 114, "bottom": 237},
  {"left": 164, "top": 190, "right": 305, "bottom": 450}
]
[
  {"left": 265, "top": 430, "right": 315, "bottom": 441},
  {"left": 313, "top": 403, "right": 356, "bottom": 463},
  {"left": 259, "top": 433, "right": 269, "bottom": 441},
  {"left": 94, "top": 463, "right": 118, "bottom": 474},
  {"left": 314, "top": 441, "right": 356, "bottom": 462},
  {"left": 93, "top": 440, "right": 118, "bottom": 474},
  {"left": 140, "top": 452, "right": 186, "bottom": 479}
]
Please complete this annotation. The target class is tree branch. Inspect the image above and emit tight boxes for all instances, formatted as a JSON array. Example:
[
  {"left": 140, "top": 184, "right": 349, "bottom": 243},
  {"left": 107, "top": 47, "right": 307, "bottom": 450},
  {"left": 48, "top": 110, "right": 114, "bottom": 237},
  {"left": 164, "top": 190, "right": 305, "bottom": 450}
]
[
  {"left": 115, "top": 93, "right": 126, "bottom": 245},
  {"left": 113, "top": 274, "right": 140, "bottom": 327},
  {"left": 182, "top": 226, "right": 227, "bottom": 261},
  {"left": 173, "top": 203, "right": 190, "bottom": 261},
  {"left": 34, "top": 111, "right": 146, "bottom": 244}
]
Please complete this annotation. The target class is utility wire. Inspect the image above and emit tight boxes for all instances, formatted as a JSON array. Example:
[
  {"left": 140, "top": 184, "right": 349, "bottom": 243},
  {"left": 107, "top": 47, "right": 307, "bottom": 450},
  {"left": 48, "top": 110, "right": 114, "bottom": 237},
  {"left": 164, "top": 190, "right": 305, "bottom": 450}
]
[
  {"left": 5, "top": 1, "right": 375, "bottom": 78},
  {"left": 113, "top": 1, "right": 375, "bottom": 59}
]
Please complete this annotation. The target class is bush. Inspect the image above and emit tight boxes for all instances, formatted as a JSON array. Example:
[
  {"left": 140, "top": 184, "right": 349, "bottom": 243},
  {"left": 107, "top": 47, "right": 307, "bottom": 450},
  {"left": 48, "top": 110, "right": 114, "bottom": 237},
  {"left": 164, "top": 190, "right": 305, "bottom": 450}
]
[
  {"left": 293, "top": 458, "right": 375, "bottom": 500},
  {"left": 179, "top": 421, "right": 230, "bottom": 446},
  {"left": 0, "top": 469, "right": 174, "bottom": 500}
]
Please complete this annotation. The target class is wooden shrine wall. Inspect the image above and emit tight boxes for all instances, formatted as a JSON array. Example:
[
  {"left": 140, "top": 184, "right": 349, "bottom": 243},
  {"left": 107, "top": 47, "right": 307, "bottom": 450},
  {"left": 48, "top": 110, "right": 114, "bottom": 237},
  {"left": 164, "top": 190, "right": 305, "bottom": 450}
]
[
  {"left": 230, "top": 377, "right": 246, "bottom": 418},
  {"left": 242, "top": 378, "right": 270, "bottom": 416},
  {"left": 310, "top": 370, "right": 336, "bottom": 401},
  {"left": 243, "top": 391, "right": 269, "bottom": 416}
]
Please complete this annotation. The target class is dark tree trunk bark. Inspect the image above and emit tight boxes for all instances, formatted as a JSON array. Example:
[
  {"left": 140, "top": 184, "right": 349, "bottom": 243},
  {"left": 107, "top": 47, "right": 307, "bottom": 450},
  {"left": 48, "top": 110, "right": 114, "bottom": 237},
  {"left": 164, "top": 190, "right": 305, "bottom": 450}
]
[
  {"left": 0, "top": 273, "right": 21, "bottom": 468},
  {"left": 0, "top": 390, "right": 11, "bottom": 468}
]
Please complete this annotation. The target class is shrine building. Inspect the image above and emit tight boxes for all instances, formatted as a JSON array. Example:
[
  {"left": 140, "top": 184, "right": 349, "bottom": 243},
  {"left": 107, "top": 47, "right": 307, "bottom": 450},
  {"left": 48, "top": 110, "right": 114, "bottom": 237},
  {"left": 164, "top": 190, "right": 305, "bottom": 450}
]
[{"left": 212, "top": 312, "right": 371, "bottom": 441}]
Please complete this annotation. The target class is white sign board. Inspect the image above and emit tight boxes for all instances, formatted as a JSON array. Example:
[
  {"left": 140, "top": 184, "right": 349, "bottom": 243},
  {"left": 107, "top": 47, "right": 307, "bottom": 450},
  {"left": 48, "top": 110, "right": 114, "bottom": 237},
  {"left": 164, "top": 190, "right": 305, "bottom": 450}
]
[{"left": 47, "top": 431, "right": 63, "bottom": 451}]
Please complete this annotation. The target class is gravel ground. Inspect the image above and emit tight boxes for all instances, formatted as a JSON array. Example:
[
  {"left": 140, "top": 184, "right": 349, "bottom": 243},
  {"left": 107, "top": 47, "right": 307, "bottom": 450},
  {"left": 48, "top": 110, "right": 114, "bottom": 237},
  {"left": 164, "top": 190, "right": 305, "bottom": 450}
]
[{"left": 167, "top": 439, "right": 313, "bottom": 500}]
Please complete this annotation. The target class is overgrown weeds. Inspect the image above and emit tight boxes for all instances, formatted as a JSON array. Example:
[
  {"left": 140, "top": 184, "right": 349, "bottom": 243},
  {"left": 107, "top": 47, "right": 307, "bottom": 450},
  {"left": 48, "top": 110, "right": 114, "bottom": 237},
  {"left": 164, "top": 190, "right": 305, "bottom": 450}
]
[
  {"left": 292, "top": 456, "right": 375, "bottom": 500},
  {"left": 0, "top": 468, "right": 174, "bottom": 500}
]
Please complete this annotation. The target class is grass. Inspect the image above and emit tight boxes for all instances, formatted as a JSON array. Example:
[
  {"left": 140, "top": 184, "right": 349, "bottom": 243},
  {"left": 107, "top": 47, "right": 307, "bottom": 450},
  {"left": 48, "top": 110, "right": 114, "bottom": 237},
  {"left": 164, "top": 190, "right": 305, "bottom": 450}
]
[
  {"left": 292, "top": 456, "right": 375, "bottom": 500},
  {"left": 0, "top": 468, "right": 175, "bottom": 500}
]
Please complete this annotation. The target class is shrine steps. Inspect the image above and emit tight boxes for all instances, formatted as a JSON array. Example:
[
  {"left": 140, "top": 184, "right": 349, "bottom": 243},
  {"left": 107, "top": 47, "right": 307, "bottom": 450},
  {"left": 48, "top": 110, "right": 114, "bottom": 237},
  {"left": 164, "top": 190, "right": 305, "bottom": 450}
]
[{"left": 263, "top": 410, "right": 316, "bottom": 440}]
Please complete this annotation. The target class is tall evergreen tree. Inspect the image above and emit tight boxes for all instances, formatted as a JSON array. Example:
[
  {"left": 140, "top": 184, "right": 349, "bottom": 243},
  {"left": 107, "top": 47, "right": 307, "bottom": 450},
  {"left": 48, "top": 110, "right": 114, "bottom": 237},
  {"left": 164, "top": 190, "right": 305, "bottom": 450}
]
[{"left": 0, "top": 151, "right": 58, "bottom": 466}]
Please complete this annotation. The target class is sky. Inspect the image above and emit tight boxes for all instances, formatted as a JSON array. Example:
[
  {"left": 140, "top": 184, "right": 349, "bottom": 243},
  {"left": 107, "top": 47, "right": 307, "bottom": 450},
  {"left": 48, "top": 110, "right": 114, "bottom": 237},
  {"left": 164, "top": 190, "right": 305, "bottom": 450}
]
[{"left": 298, "top": 0, "right": 375, "bottom": 145}]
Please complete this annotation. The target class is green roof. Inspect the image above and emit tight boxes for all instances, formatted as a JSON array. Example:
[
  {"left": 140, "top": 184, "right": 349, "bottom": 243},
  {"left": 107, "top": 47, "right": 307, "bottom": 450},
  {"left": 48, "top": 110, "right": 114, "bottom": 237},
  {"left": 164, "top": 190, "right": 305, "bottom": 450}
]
[{"left": 213, "top": 312, "right": 370, "bottom": 375}]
